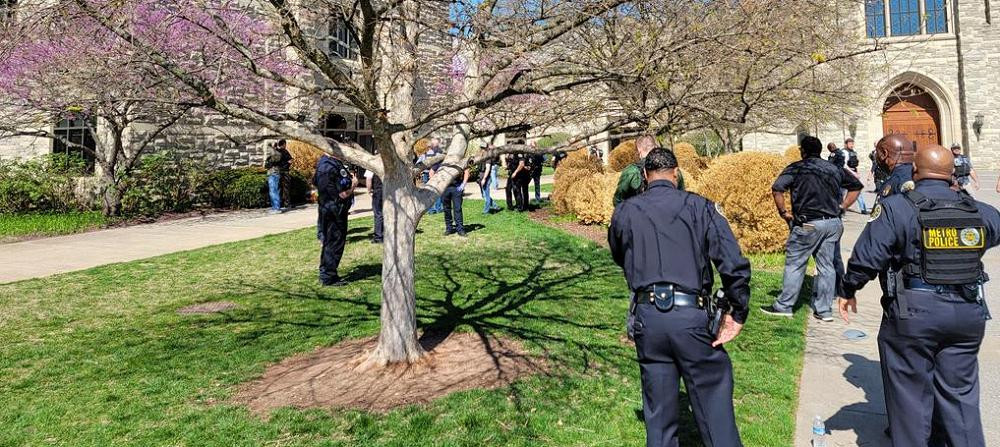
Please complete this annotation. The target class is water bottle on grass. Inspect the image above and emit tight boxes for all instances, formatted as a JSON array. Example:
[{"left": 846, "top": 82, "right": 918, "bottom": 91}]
[{"left": 812, "top": 416, "right": 827, "bottom": 447}]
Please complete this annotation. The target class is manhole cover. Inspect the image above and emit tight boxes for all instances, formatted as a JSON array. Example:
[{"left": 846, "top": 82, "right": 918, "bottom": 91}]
[
  {"left": 177, "top": 301, "right": 238, "bottom": 315},
  {"left": 843, "top": 329, "right": 867, "bottom": 341}
]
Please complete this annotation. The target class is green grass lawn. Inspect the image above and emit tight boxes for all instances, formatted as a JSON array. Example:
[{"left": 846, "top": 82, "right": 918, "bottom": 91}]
[
  {"left": 0, "top": 211, "right": 107, "bottom": 242},
  {"left": 0, "top": 201, "right": 806, "bottom": 446}
]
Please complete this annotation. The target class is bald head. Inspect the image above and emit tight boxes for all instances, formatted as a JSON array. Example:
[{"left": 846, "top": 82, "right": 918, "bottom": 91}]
[
  {"left": 876, "top": 134, "right": 915, "bottom": 172},
  {"left": 636, "top": 135, "right": 657, "bottom": 158},
  {"left": 913, "top": 144, "right": 955, "bottom": 182}
]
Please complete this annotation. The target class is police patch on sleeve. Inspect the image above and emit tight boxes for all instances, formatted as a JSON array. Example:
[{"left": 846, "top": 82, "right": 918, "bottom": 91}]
[
  {"left": 880, "top": 183, "right": 892, "bottom": 197},
  {"left": 340, "top": 168, "right": 349, "bottom": 178},
  {"left": 867, "top": 204, "right": 883, "bottom": 222}
]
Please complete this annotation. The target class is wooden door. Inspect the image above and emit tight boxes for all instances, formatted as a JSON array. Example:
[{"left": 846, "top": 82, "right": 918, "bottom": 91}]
[{"left": 882, "top": 86, "right": 941, "bottom": 148}]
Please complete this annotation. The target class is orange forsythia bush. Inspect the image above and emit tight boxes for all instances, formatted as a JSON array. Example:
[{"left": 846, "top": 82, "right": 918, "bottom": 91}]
[
  {"left": 608, "top": 140, "right": 638, "bottom": 172},
  {"left": 696, "top": 151, "right": 789, "bottom": 254},
  {"left": 287, "top": 140, "right": 327, "bottom": 178}
]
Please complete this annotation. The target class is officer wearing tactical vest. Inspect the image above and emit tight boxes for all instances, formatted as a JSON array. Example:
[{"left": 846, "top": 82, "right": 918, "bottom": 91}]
[
  {"left": 314, "top": 154, "right": 355, "bottom": 286},
  {"left": 840, "top": 144, "right": 1000, "bottom": 447},
  {"left": 609, "top": 148, "right": 751, "bottom": 447},
  {"left": 951, "top": 143, "right": 980, "bottom": 191}
]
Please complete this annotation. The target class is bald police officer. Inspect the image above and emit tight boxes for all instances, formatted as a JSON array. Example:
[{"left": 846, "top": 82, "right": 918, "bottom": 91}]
[
  {"left": 609, "top": 148, "right": 751, "bottom": 447},
  {"left": 314, "top": 154, "right": 355, "bottom": 286},
  {"left": 874, "top": 134, "right": 915, "bottom": 203},
  {"left": 840, "top": 144, "right": 1000, "bottom": 447}
]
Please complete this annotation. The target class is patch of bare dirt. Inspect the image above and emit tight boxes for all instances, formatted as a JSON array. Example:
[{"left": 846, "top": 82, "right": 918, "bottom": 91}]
[
  {"left": 233, "top": 332, "right": 547, "bottom": 415},
  {"left": 529, "top": 207, "right": 608, "bottom": 248},
  {"left": 177, "top": 301, "right": 239, "bottom": 314}
]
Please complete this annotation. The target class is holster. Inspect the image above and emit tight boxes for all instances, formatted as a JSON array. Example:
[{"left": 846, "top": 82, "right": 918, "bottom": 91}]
[
  {"left": 979, "top": 273, "right": 992, "bottom": 321},
  {"left": 707, "top": 289, "right": 727, "bottom": 338}
]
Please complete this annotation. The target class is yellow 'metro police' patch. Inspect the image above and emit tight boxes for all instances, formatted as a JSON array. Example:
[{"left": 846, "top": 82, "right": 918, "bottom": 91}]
[{"left": 923, "top": 227, "right": 985, "bottom": 250}]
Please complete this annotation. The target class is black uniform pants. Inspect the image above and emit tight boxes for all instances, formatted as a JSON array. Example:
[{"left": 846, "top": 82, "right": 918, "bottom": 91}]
[
  {"left": 441, "top": 185, "right": 464, "bottom": 233},
  {"left": 633, "top": 304, "right": 742, "bottom": 447},
  {"left": 319, "top": 200, "right": 350, "bottom": 283},
  {"left": 372, "top": 187, "right": 384, "bottom": 241},
  {"left": 511, "top": 174, "right": 530, "bottom": 211},
  {"left": 878, "top": 289, "right": 987, "bottom": 447},
  {"left": 505, "top": 172, "right": 517, "bottom": 209}
]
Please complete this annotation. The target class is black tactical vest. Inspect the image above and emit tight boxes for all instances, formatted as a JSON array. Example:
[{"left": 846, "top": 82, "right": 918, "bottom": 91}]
[
  {"left": 904, "top": 190, "right": 986, "bottom": 285},
  {"left": 954, "top": 158, "right": 971, "bottom": 178}
]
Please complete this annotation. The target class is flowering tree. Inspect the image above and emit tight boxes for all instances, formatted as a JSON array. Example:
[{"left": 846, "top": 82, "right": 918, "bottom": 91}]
[{"left": 0, "top": 1, "right": 291, "bottom": 216}]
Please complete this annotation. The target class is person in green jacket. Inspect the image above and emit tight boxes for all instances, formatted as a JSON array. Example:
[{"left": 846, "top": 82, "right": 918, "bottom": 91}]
[{"left": 613, "top": 136, "right": 684, "bottom": 206}]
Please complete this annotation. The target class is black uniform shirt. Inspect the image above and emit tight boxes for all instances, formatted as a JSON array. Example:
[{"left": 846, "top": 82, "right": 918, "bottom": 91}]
[
  {"left": 877, "top": 163, "right": 914, "bottom": 200},
  {"left": 314, "top": 156, "right": 352, "bottom": 204},
  {"left": 843, "top": 179, "right": 1000, "bottom": 299},
  {"left": 608, "top": 180, "right": 752, "bottom": 323},
  {"left": 772, "top": 157, "right": 864, "bottom": 221}
]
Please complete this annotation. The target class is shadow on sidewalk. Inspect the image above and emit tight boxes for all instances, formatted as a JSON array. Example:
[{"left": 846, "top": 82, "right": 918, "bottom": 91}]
[{"left": 825, "top": 353, "right": 890, "bottom": 446}]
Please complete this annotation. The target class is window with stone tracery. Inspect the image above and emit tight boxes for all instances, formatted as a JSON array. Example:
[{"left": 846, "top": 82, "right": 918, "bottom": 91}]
[{"left": 865, "top": 0, "right": 951, "bottom": 38}]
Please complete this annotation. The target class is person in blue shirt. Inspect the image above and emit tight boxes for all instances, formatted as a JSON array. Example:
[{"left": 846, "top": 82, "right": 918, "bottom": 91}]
[
  {"left": 840, "top": 144, "right": 1000, "bottom": 447},
  {"left": 609, "top": 148, "right": 751, "bottom": 447}
]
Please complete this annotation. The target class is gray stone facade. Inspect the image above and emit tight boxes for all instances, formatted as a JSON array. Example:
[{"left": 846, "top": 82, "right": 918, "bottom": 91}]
[{"left": 746, "top": 1, "right": 1000, "bottom": 170}]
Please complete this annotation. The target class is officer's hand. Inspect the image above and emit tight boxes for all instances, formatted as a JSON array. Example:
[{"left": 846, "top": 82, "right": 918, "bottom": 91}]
[
  {"left": 838, "top": 297, "right": 857, "bottom": 323},
  {"left": 711, "top": 315, "right": 743, "bottom": 347},
  {"left": 338, "top": 190, "right": 352, "bottom": 200}
]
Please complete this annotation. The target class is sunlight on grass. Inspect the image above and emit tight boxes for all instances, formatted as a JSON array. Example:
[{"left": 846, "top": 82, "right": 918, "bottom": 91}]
[
  {"left": 0, "top": 201, "right": 804, "bottom": 446},
  {"left": 0, "top": 211, "right": 107, "bottom": 241}
]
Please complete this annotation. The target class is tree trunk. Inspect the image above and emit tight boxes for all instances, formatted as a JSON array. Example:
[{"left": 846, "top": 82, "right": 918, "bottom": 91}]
[
  {"left": 99, "top": 167, "right": 123, "bottom": 217},
  {"left": 367, "top": 171, "right": 427, "bottom": 365}
]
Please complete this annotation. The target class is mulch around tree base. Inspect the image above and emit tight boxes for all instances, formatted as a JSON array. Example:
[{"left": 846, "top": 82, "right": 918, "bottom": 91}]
[
  {"left": 233, "top": 332, "right": 547, "bottom": 415},
  {"left": 528, "top": 208, "right": 609, "bottom": 248},
  {"left": 176, "top": 301, "right": 239, "bottom": 314}
]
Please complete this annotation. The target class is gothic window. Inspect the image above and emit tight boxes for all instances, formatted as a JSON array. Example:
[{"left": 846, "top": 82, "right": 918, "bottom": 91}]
[
  {"left": 53, "top": 117, "right": 97, "bottom": 173},
  {"left": 865, "top": 0, "right": 887, "bottom": 38},
  {"left": 328, "top": 15, "right": 359, "bottom": 60},
  {"left": 925, "top": 0, "right": 949, "bottom": 34},
  {"left": 889, "top": 0, "right": 921, "bottom": 36}
]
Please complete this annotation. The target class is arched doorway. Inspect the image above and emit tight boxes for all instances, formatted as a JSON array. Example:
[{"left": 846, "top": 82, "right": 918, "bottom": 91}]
[{"left": 882, "top": 83, "right": 941, "bottom": 148}]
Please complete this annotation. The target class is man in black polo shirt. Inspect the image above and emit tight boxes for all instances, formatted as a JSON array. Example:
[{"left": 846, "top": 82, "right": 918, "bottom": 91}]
[{"left": 762, "top": 136, "right": 863, "bottom": 321}]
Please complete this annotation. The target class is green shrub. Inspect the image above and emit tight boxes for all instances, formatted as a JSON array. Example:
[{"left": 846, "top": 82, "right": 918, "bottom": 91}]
[
  {"left": 119, "top": 154, "right": 205, "bottom": 217},
  {"left": 224, "top": 173, "right": 269, "bottom": 209},
  {"left": 0, "top": 154, "right": 89, "bottom": 213}
]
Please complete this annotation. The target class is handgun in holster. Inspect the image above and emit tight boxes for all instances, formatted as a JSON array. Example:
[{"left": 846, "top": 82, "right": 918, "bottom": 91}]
[
  {"left": 978, "top": 273, "right": 992, "bottom": 321},
  {"left": 707, "top": 289, "right": 728, "bottom": 339}
]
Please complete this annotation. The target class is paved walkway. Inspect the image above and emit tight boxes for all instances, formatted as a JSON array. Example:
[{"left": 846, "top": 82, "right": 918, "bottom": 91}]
[
  {"left": 0, "top": 177, "right": 551, "bottom": 284},
  {"left": 793, "top": 172, "right": 1000, "bottom": 446}
]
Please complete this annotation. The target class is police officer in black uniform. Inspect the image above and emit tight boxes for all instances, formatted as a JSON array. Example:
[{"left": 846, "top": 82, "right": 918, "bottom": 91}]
[
  {"left": 505, "top": 152, "right": 528, "bottom": 211},
  {"left": 314, "top": 154, "right": 355, "bottom": 286},
  {"left": 874, "top": 134, "right": 915, "bottom": 203},
  {"left": 609, "top": 148, "right": 751, "bottom": 447},
  {"left": 840, "top": 144, "right": 1000, "bottom": 447}
]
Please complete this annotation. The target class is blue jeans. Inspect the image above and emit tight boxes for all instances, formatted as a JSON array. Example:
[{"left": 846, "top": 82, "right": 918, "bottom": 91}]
[
  {"left": 490, "top": 165, "right": 499, "bottom": 191},
  {"left": 773, "top": 218, "right": 844, "bottom": 317},
  {"left": 482, "top": 177, "right": 495, "bottom": 213},
  {"left": 267, "top": 173, "right": 281, "bottom": 210}
]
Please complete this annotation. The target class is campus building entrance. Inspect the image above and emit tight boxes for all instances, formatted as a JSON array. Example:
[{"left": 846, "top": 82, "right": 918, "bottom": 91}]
[{"left": 882, "top": 83, "right": 941, "bottom": 148}]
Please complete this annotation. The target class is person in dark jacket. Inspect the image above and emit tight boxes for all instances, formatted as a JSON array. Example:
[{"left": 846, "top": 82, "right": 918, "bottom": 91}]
[
  {"left": 265, "top": 139, "right": 293, "bottom": 213},
  {"left": 314, "top": 154, "right": 355, "bottom": 286}
]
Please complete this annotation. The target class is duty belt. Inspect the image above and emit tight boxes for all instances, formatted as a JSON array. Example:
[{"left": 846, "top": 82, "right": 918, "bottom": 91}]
[
  {"left": 636, "top": 285, "right": 706, "bottom": 309},
  {"left": 903, "top": 277, "right": 967, "bottom": 294}
]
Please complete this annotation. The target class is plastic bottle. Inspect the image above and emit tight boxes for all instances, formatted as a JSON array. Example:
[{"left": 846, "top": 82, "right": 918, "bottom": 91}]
[{"left": 812, "top": 416, "right": 827, "bottom": 447}]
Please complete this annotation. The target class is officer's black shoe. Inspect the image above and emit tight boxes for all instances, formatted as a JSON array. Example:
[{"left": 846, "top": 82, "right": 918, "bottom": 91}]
[
  {"left": 322, "top": 278, "right": 348, "bottom": 287},
  {"left": 456, "top": 231, "right": 467, "bottom": 237},
  {"left": 371, "top": 238, "right": 383, "bottom": 244},
  {"left": 760, "top": 305, "right": 793, "bottom": 317},
  {"left": 443, "top": 230, "right": 454, "bottom": 236}
]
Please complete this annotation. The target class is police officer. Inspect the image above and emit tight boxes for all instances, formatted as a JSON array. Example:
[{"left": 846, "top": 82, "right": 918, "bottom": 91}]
[
  {"left": 840, "top": 144, "right": 1000, "bottom": 447},
  {"left": 951, "top": 143, "right": 980, "bottom": 191},
  {"left": 609, "top": 148, "right": 751, "bottom": 447},
  {"left": 505, "top": 152, "right": 528, "bottom": 211},
  {"left": 314, "top": 154, "right": 355, "bottom": 286},
  {"left": 874, "top": 134, "right": 915, "bottom": 202}
]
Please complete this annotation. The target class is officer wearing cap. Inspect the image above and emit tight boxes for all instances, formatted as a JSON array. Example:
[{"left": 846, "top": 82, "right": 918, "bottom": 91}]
[
  {"left": 840, "top": 144, "right": 1000, "bottom": 447},
  {"left": 609, "top": 148, "right": 751, "bottom": 447},
  {"left": 951, "top": 143, "right": 980, "bottom": 191},
  {"left": 314, "top": 154, "right": 355, "bottom": 286}
]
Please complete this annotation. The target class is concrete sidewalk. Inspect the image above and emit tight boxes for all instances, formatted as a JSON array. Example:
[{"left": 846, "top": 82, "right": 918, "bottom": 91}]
[
  {"left": 792, "top": 172, "right": 1000, "bottom": 446},
  {"left": 0, "top": 177, "right": 551, "bottom": 284}
]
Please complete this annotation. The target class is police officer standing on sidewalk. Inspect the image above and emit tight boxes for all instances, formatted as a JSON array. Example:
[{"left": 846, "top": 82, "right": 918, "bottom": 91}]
[
  {"left": 840, "top": 144, "right": 1000, "bottom": 447},
  {"left": 314, "top": 154, "right": 355, "bottom": 286},
  {"left": 609, "top": 148, "right": 751, "bottom": 447}
]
